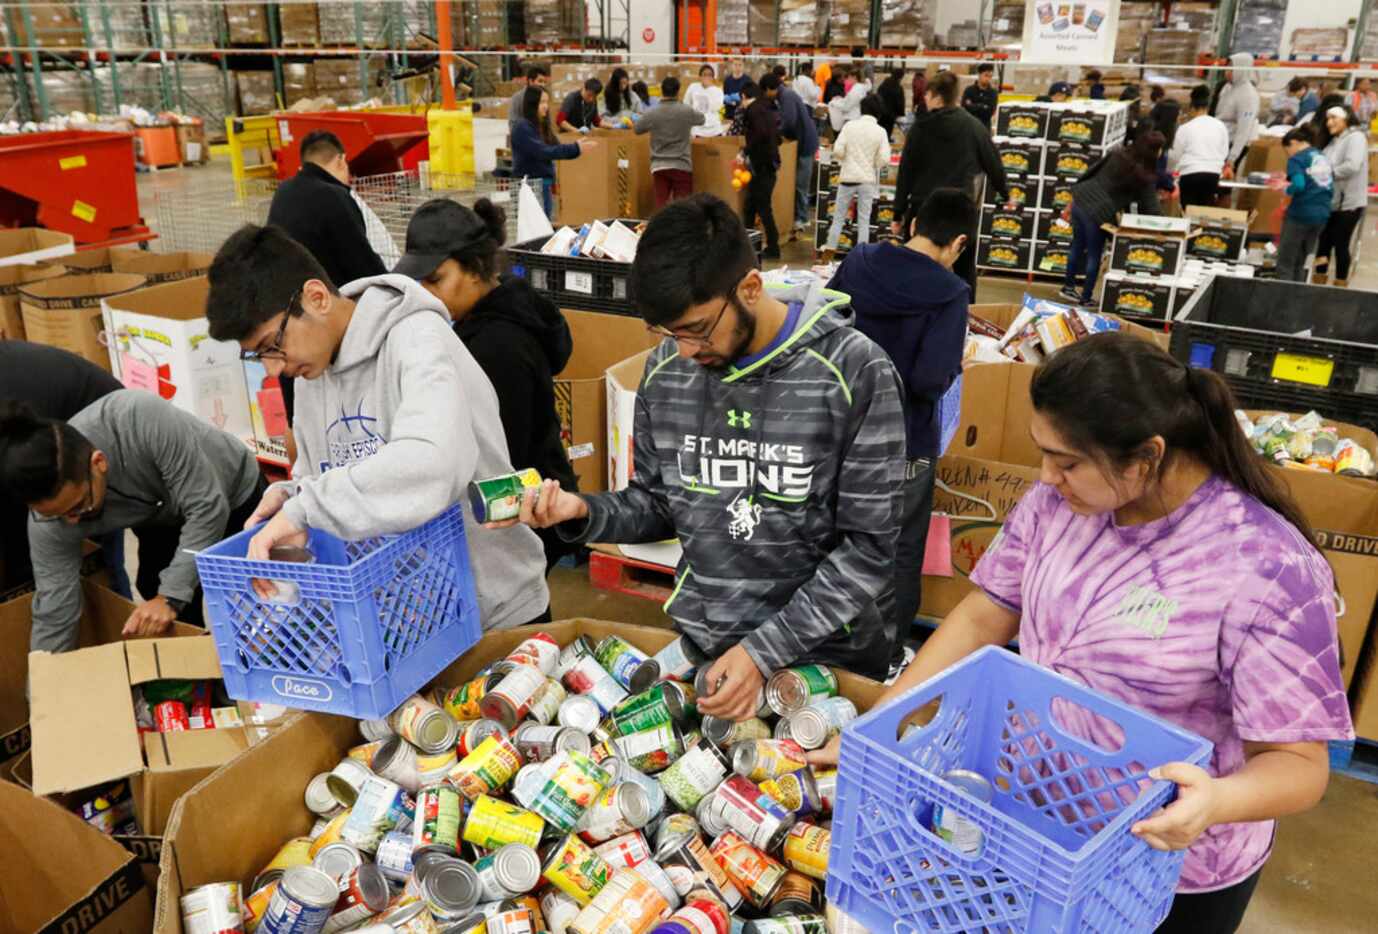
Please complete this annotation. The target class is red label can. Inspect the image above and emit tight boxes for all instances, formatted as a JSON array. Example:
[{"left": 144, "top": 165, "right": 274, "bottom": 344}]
[{"left": 155, "top": 700, "right": 191, "bottom": 733}]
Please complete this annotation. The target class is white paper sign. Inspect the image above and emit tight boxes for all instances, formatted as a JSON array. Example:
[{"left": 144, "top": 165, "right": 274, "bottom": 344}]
[
  {"left": 1023, "top": 1, "right": 1119, "bottom": 64},
  {"left": 565, "top": 270, "right": 594, "bottom": 295}
]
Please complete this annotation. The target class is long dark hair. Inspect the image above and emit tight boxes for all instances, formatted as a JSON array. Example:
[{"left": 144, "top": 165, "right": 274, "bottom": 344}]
[
  {"left": 1031, "top": 333, "right": 1319, "bottom": 548},
  {"left": 1148, "top": 100, "right": 1181, "bottom": 150},
  {"left": 1106, "top": 130, "right": 1164, "bottom": 190},
  {"left": 1314, "top": 103, "right": 1360, "bottom": 150},
  {"left": 0, "top": 403, "right": 93, "bottom": 505},
  {"left": 522, "top": 86, "right": 555, "bottom": 144},
  {"left": 605, "top": 67, "right": 630, "bottom": 115}
]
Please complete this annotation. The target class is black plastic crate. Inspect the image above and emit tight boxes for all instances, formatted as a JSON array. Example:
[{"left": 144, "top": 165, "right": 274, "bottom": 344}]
[{"left": 1171, "top": 276, "right": 1378, "bottom": 430}]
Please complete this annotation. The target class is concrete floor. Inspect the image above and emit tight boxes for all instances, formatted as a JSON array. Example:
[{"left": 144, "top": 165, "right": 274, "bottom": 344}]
[{"left": 134, "top": 159, "right": 1378, "bottom": 932}]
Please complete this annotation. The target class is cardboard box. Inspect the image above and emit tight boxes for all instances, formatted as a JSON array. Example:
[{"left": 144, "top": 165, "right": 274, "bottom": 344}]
[
  {"left": 1101, "top": 272, "right": 1175, "bottom": 322},
  {"left": 175, "top": 123, "right": 208, "bottom": 165},
  {"left": 1039, "top": 180, "right": 1075, "bottom": 212},
  {"left": 19, "top": 273, "right": 147, "bottom": 371},
  {"left": 100, "top": 277, "right": 254, "bottom": 442},
  {"left": 1033, "top": 240, "right": 1072, "bottom": 276},
  {"left": 59, "top": 248, "right": 117, "bottom": 274},
  {"left": 995, "top": 103, "right": 1050, "bottom": 140},
  {"left": 278, "top": 1, "right": 320, "bottom": 45},
  {"left": 242, "top": 360, "right": 290, "bottom": 468},
  {"left": 0, "top": 779, "right": 153, "bottom": 933},
  {"left": 986, "top": 173, "right": 1039, "bottom": 209},
  {"left": 607, "top": 349, "right": 652, "bottom": 492},
  {"left": 109, "top": 250, "right": 213, "bottom": 285},
  {"left": 153, "top": 619, "right": 886, "bottom": 934},
  {"left": 1049, "top": 143, "right": 1096, "bottom": 181},
  {"left": 976, "top": 237, "right": 1032, "bottom": 272},
  {"left": 995, "top": 139, "right": 1046, "bottom": 177},
  {"left": 0, "top": 263, "right": 67, "bottom": 340},
  {"left": 557, "top": 311, "right": 659, "bottom": 494},
  {"left": 1108, "top": 230, "right": 1186, "bottom": 277},
  {"left": 555, "top": 128, "right": 656, "bottom": 226},
  {"left": 692, "top": 136, "right": 798, "bottom": 236},
  {"left": 224, "top": 2, "right": 270, "bottom": 44},
  {"left": 235, "top": 71, "right": 277, "bottom": 115},
  {"left": 0, "top": 228, "right": 75, "bottom": 269},
  {"left": 1049, "top": 109, "right": 1114, "bottom": 146},
  {"left": 282, "top": 62, "right": 317, "bottom": 107},
  {"left": 1185, "top": 205, "right": 1252, "bottom": 262},
  {"left": 1035, "top": 210, "right": 1074, "bottom": 243},
  {"left": 980, "top": 205, "right": 1036, "bottom": 240}
]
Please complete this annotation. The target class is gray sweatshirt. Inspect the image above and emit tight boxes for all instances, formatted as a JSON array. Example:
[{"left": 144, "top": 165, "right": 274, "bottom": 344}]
[
  {"left": 281, "top": 274, "right": 549, "bottom": 630},
  {"left": 28, "top": 390, "right": 260, "bottom": 652},
  {"left": 1324, "top": 126, "right": 1368, "bottom": 212},
  {"left": 634, "top": 101, "right": 706, "bottom": 174},
  {"left": 1216, "top": 53, "right": 1260, "bottom": 166}
]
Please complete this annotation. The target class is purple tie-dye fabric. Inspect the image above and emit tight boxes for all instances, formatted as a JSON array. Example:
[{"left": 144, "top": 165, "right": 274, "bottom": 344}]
[{"left": 970, "top": 475, "right": 1353, "bottom": 893}]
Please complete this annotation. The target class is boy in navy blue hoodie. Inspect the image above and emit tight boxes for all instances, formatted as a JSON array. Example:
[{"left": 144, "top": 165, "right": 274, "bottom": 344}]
[
  {"left": 827, "top": 188, "right": 974, "bottom": 657},
  {"left": 1276, "top": 124, "right": 1334, "bottom": 282}
]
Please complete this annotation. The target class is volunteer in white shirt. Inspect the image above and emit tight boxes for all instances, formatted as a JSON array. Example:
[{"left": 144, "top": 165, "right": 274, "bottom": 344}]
[
  {"left": 828, "top": 65, "right": 872, "bottom": 133},
  {"left": 794, "top": 63, "right": 821, "bottom": 106},
  {"left": 824, "top": 95, "right": 892, "bottom": 252},
  {"left": 685, "top": 64, "right": 725, "bottom": 134},
  {"left": 1216, "top": 52, "right": 1260, "bottom": 173},
  {"left": 1169, "top": 84, "right": 1231, "bottom": 208}
]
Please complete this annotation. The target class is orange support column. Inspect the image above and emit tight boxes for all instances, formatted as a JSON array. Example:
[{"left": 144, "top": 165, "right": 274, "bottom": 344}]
[{"left": 436, "top": 1, "right": 457, "bottom": 110}]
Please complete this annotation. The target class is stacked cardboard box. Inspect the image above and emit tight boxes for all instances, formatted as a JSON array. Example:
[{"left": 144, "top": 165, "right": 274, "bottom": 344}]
[
  {"left": 93, "top": 0, "right": 151, "bottom": 50},
  {"left": 225, "top": 2, "right": 270, "bottom": 44},
  {"left": 318, "top": 0, "right": 383, "bottom": 45},
  {"left": 748, "top": 0, "right": 778, "bottom": 46},
  {"left": 1145, "top": 30, "right": 1204, "bottom": 66},
  {"left": 526, "top": 0, "right": 582, "bottom": 45},
  {"left": 1116, "top": 1, "right": 1160, "bottom": 61},
  {"left": 987, "top": 0, "right": 1025, "bottom": 49},
  {"left": 453, "top": 0, "right": 507, "bottom": 46},
  {"left": 880, "top": 0, "right": 932, "bottom": 49},
  {"left": 830, "top": 0, "right": 872, "bottom": 48},
  {"left": 282, "top": 62, "right": 317, "bottom": 107},
  {"left": 152, "top": 0, "right": 219, "bottom": 49},
  {"left": 717, "top": 0, "right": 749, "bottom": 45},
  {"left": 1231, "top": 0, "right": 1285, "bottom": 58},
  {"left": 313, "top": 58, "right": 377, "bottom": 106},
  {"left": 3, "top": 1, "right": 82, "bottom": 48},
  {"left": 779, "top": 0, "right": 820, "bottom": 46},
  {"left": 235, "top": 70, "right": 277, "bottom": 114},
  {"left": 278, "top": 0, "right": 321, "bottom": 46}
]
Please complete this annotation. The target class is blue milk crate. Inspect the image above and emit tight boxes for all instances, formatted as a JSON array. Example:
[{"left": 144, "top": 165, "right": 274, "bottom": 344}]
[
  {"left": 194, "top": 506, "right": 481, "bottom": 719},
  {"left": 829, "top": 646, "right": 1213, "bottom": 933}
]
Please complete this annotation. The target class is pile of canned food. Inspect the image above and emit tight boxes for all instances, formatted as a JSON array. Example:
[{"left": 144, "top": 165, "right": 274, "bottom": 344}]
[{"left": 180, "top": 631, "right": 865, "bottom": 934}]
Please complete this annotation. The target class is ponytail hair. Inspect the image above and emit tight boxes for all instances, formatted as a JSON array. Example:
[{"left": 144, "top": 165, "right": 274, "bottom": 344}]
[
  {"left": 0, "top": 402, "right": 93, "bottom": 506},
  {"left": 1030, "top": 333, "right": 1319, "bottom": 548}
]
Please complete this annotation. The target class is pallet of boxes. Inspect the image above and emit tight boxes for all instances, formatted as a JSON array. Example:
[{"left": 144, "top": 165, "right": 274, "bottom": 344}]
[
  {"left": 813, "top": 153, "right": 898, "bottom": 255},
  {"left": 1100, "top": 212, "right": 1255, "bottom": 323},
  {"left": 979, "top": 99, "right": 1131, "bottom": 279}
]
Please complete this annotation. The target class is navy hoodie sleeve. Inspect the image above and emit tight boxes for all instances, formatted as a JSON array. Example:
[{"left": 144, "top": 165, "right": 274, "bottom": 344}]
[
  {"left": 739, "top": 333, "right": 906, "bottom": 675},
  {"left": 907, "top": 294, "right": 968, "bottom": 401}
]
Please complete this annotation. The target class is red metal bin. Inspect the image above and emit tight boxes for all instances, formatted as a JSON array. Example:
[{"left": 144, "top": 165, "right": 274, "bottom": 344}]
[
  {"left": 273, "top": 112, "right": 430, "bottom": 180},
  {"left": 0, "top": 130, "right": 145, "bottom": 244}
]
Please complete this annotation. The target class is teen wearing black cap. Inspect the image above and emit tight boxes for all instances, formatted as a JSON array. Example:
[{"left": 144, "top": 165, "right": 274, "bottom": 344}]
[{"left": 395, "top": 198, "right": 579, "bottom": 572}]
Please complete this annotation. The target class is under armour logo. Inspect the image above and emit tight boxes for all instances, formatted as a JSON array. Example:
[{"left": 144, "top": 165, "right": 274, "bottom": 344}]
[{"left": 727, "top": 409, "right": 752, "bottom": 429}]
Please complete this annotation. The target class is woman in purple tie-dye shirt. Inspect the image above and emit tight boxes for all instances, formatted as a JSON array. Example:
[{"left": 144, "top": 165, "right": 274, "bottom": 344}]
[{"left": 811, "top": 333, "right": 1352, "bottom": 933}]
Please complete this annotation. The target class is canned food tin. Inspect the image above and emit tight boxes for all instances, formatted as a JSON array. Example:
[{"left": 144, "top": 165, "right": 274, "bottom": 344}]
[
  {"left": 509, "top": 894, "right": 548, "bottom": 932},
  {"left": 181, "top": 882, "right": 243, "bottom": 934},
  {"left": 608, "top": 756, "right": 668, "bottom": 821},
  {"left": 629, "top": 856, "right": 681, "bottom": 911},
  {"left": 520, "top": 749, "right": 611, "bottom": 832},
  {"left": 260, "top": 866, "right": 339, "bottom": 934},
  {"left": 528, "top": 678, "right": 568, "bottom": 726},
  {"left": 308, "top": 812, "right": 350, "bottom": 859},
  {"left": 482, "top": 666, "right": 549, "bottom": 730},
  {"left": 763, "top": 666, "right": 837, "bottom": 718},
  {"left": 657, "top": 740, "right": 729, "bottom": 812},
  {"left": 654, "top": 814, "right": 700, "bottom": 853},
  {"left": 307, "top": 818, "right": 331, "bottom": 840},
  {"left": 392, "top": 694, "right": 459, "bottom": 755},
  {"left": 556, "top": 635, "right": 599, "bottom": 678},
  {"left": 562, "top": 654, "right": 629, "bottom": 715},
  {"left": 656, "top": 833, "right": 742, "bottom": 911},
  {"left": 374, "top": 830, "right": 416, "bottom": 882},
  {"left": 709, "top": 831, "right": 786, "bottom": 910},
  {"left": 730, "top": 740, "right": 807, "bottom": 783},
  {"left": 416, "top": 748, "right": 458, "bottom": 787},
  {"left": 468, "top": 469, "right": 542, "bottom": 524},
  {"left": 463, "top": 795, "right": 545, "bottom": 850},
  {"left": 541, "top": 887, "right": 582, "bottom": 934},
  {"left": 567, "top": 868, "right": 669, "bottom": 934},
  {"left": 504, "top": 631, "right": 561, "bottom": 674},
  {"left": 412, "top": 784, "right": 463, "bottom": 856},
  {"left": 359, "top": 718, "right": 394, "bottom": 742},
  {"left": 693, "top": 671, "right": 771, "bottom": 720},
  {"left": 650, "top": 898, "right": 730, "bottom": 934},
  {"left": 341, "top": 776, "right": 411, "bottom": 854},
  {"left": 700, "top": 717, "right": 771, "bottom": 748},
  {"left": 379, "top": 902, "right": 442, "bottom": 934},
  {"left": 486, "top": 906, "right": 536, "bottom": 934},
  {"left": 414, "top": 856, "right": 481, "bottom": 921},
  {"left": 261, "top": 837, "right": 315, "bottom": 876},
  {"left": 438, "top": 676, "right": 491, "bottom": 722},
  {"left": 767, "top": 871, "right": 822, "bottom": 917},
  {"left": 784, "top": 698, "right": 856, "bottom": 751},
  {"left": 455, "top": 719, "right": 505, "bottom": 759},
  {"left": 695, "top": 792, "right": 728, "bottom": 840},
  {"left": 591, "top": 830, "right": 652, "bottom": 869},
  {"left": 326, "top": 757, "right": 374, "bottom": 808},
  {"left": 540, "top": 832, "right": 614, "bottom": 905},
  {"left": 321, "top": 863, "right": 391, "bottom": 933},
  {"left": 610, "top": 725, "right": 682, "bottom": 775},
  {"left": 781, "top": 823, "right": 829, "bottom": 881},
  {"left": 577, "top": 781, "right": 652, "bottom": 843},
  {"left": 475, "top": 842, "right": 543, "bottom": 902},
  {"left": 558, "top": 695, "right": 604, "bottom": 734},
  {"left": 810, "top": 770, "right": 837, "bottom": 815},
  {"left": 347, "top": 741, "right": 386, "bottom": 770},
  {"left": 514, "top": 723, "right": 591, "bottom": 763},
  {"left": 448, "top": 734, "right": 524, "bottom": 801},
  {"left": 631, "top": 635, "right": 708, "bottom": 694},
  {"left": 741, "top": 915, "right": 827, "bottom": 934},
  {"left": 312, "top": 842, "right": 364, "bottom": 883},
  {"left": 373, "top": 735, "right": 423, "bottom": 794},
  {"left": 242, "top": 878, "right": 279, "bottom": 933},
  {"left": 612, "top": 683, "right": 696, "bottom": 737},
  {"left": 931, "top": 769, "right": 993, "bottom": 856},
  {"left": 593, "top": 635, "right": 651, "bottom": 693},
  {"left": 757, "top": 769, "right": 822, "bottom": 818},
  {"left": 713, "top": 776, "right": 795, "bottom": 852}
]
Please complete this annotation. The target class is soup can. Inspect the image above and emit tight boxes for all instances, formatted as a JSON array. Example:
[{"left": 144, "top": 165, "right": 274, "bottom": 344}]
[
  {"left": 781, "top": 823, "right": 829, "bottom": 881},
  {"left": 630, "top": 635, "right": 708, "bottom": 694},
  {"left": 629, "top": 857, "right": 682, "bottom": 911},
  {"left": 514, "top": 723, "right": 591, "bottom": 763},
  {"left": 482, "top": 666, "right": 549, "bottom": 730},
  {"left": 593, "top": 635, "right": 651, "bottom": 693},
  {"left": 311, "top": 842, "right": 363, "bottom": 883},
  {"left": 411, "top": 856, "right": 481, "bottom": 923},
  {"left": 259, "top": 866, "right": 339, "bottom": 934},
  {"left": 931, "top": 769, "right": 993, "bottom": 856},
  {"left": 730, "top": 740, "right": 808, "bottom": 784},
  {"left": 757, "top": 769, "right": 822, "bottom": 818},
  {"left": 541, "top": 887, "right": 582, "bottom": 934},
  {"left": 325, "top": 757, "right": 374, "bottom": 809},
  {"left": 374, "top": 830, "right": 417, "bottom": 882},
  {"left": 567, "top": 868, "right": 669, "bottom": 934},
  {"left": 591, "top": 830, "right": 652, "bottom": 870},
  {"left": 650, "top": 898, "right": 729, "bottom": 934},
  {"left": 540, "top": 832, "right": 614, "bottom": 906},
  {"left": 701, "top": 717, "right": 770, "bottom": 748},
  {"left": 558, "top": 695, "right": 604, "bottom": 734},
  {"left": 346, "top": 741, "right": 385, "bottom": 770},
  {"left": 767, "top": 871, "right": 822, "bottom": 917},
  {"left": 763, "top": 666, "right": 837, "bottom": 718},
  {"left": 655, "top": 832, "right": 742, "bottom": 912},
  {"left": 520, "top": 748, "right": 611, "bottom": 832},
  {"left": 448, "top": 734, "right": 524, "bottom": 801},
  {"left": 504, "top": 631, "right": 561, "bottom": 675},
  {"left": 463, "top": 795, "right": 545, "bottom": 850},
  {"left": 475, "top": 842, "right": 543, "bottom": 902},
  {"left": 657, "top": 741, "right": 730, "bottom": 812},
  {"left": 437, "top": 676, "right": 492, "bottom": 722},
  {"left": 610, "top": 725, "right": 682, "bottom": 775},
  {"left": 556, "top": 635, "right": 599, "bottom": 678},
  {"left": 412, "top": 784, "right": 463, "bottom": 857},
  {"left": 577, "top": 781, "right": 653, "bottom": 843},
  {"left": 307, "top": 812, "right": 350, "bottom": 859},
  {"left": 341, "top": 775, "right": 411, "bottom": 854},
  {"left": 180, "top": 882, "right": 244, "bottom": 934},
  {"left": 455, "top": 719, "right": 505, "bottom": 759},
  {"left": 359, "top": 718, "right": 394, "bottom": 742},
  {"left": 391, "top": 694, "right": 459, "bottom": 755},
  {"left": 321, "top": 863, "right": 390, "bottom": 933},
  {"left": 784, "top": 698, "right": 857, "bottom": 752},
  {"left": 711, "top": 776, "right": 795, "bottom": 853},
  {"left": 709, "top": 830, "right": 785, "bottom": 910},
  {"left": 562, "top": 654, "right": 629, "bottom": 715},
  {"left": 526, "top": 678, "right": 567, "bottom": 726},
  {"left": 373, "top": 735, "right": 422, "bottom": 794}
]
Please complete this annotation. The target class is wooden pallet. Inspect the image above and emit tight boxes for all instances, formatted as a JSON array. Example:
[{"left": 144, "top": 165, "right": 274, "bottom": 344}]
[{"left": 587, "top": 546, "right": 674, "bottom": 603}]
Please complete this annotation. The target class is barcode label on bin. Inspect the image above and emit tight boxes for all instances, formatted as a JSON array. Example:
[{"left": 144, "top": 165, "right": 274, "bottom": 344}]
[
  {"left": 566, "top": 271, "right": 594, "bottom": 295},
  {"left": 1271, "top": 352, "right": 1334, "bottom": 387}
]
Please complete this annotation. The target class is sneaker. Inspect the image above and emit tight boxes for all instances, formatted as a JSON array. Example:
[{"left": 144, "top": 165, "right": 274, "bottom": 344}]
[
  {"left": 1057, "top": 285, "right": 1081, "bottom": 303},
  {"left": 886, "top": 644, "right": 918, "bottom": 684}
]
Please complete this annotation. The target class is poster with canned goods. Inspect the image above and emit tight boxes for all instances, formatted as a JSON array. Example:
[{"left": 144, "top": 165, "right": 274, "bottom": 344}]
[{"left": 1024, "top": 2, "right": 1117, "bottom": 61}]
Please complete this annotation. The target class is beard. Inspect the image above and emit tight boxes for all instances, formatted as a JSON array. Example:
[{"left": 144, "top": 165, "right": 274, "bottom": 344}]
[{"left": 693, "top": 302, "right": 755, "bottom": 369}]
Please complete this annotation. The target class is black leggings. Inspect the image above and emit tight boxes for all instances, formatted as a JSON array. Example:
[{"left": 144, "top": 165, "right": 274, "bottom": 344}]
[
  {"left": 1178, "top": 172, "right": 1221, "bottom": 209},
  {"left": 1155, "top": 869, "right": 1262, "bottom": 934},
  {"left": 1315, "top": 207, "right": 1364, "bottom": 280}
]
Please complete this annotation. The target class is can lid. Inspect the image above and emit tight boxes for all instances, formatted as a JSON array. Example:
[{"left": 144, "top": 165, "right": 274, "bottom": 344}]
[
  {"left": 304, "top": 772, "right": 337, "bottom": 815},
  {"left": 494, "top": 842, "right": 542, "bottom": 893},
  {"left": 425, "top": 857, "right": 480, "bottom": 912},
  {"left": 701, "top": 716, "right": 731, "bottom": 746},
  {"left": 792, "top": 709, "right": 829, "bottom": 751},
  {"left": 416, "top": 710, "right": 460, "bottom": 754},
  {"left": 942, "top": 769, "right": 995, "bottom": 803},
  {"left": 627, "top": 659, "right": 660, "bottom": 694},
  {"left": 555, "top": 727, "right": 592, "bottom": 756},
  {"left": 729, "top": 742, "right": 757, "bottom": 776},
  {"left": 380, "top": 901, "right": 427, "bottom": 925},
  {"left": 248, "top": 869, "right": 283, "bottom": 895},
  {"left": 354, "top": 863, "right": 392, "bottom": 910},
  {"left": 466, "top": 480, "right": 490, "bottom": 523},
  {"left": 371, "top": 734, "right": 409, "bottom": 773},
  {"left": 312, "top": 842, "right": 362, "bottom": 881},
  {"left": 281, "top": 865, "right": 340, "bottom": 908},
  {"left": 614, "top": 781, "right": 651, "bottom": 828}
]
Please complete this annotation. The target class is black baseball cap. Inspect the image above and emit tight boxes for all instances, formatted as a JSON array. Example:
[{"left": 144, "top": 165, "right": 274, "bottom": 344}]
[
  {"left": 392, "top": 199, "right": 492, "bottom": 279},
  {"left": 1049, "top": 82, "right": 1073, "bottom": 97}
]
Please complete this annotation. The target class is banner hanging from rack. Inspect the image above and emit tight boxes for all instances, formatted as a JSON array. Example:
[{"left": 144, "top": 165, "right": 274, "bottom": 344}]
[{"left": 1023, "top": 0, "right": 1121, "bottom": 64}]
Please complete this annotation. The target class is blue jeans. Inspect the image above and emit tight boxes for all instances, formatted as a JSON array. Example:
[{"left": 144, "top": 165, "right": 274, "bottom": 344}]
[
  {"left": 540, "top": 178, "right": 555, "bottom": 219},
  {"left": 1064, "top": 203, "right": 1107, "bottom": 302},
  {"left": 795, "top": 149, "right": 816, "bottom": 228}
]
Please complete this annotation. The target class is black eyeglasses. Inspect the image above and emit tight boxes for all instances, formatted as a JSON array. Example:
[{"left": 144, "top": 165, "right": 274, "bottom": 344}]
[
  {"left": 241, "top": 290, "right": 301, "bottom": 362},
  {"left": 31, "top": 475, "right": 97, "bottom": 524},
  {"left": 647, "top": 295, "right": 732, "bottom": 347}
]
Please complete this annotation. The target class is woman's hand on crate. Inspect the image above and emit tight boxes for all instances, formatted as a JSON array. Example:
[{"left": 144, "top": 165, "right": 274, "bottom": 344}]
[
  {"left": 484, "top": 479, "right": 588, "bottom": 530},
  {"left": 1130, "top": 761, "right": 1219, "bottom": 851},
  {"left": 247, "top": 512, "right": 309, "bottom": 598},
  {"left": 805, "top": 734, "right": 842, "bottom": 768},
  {"left": 697, "top": 644, "right": 766, "bottom": 721}
]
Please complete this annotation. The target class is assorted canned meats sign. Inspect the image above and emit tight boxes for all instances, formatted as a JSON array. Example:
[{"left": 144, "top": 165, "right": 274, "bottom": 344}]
[{"left": 179, "top": 632, "right": 860, "bottom": 934}]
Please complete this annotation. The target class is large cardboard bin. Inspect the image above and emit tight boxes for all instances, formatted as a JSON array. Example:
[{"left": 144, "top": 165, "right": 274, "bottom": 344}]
[
  {"left": 153, "top": 620, "right": 885, "bottom": 933},
  {"left": 19, "top": 273, "right": 146, "bottom": 371},
  {"left": 0, "top": 262, "right": 67, "bottom": 340}
]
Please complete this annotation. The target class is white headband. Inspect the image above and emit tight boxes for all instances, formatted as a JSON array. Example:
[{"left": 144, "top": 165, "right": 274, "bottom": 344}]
[{"left": 1327, "top": 106, "right": 1347, "bottom": 120}]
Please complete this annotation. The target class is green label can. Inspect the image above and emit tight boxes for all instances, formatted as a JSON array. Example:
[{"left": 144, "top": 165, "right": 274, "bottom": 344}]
[
  {"left": 468, "top": 469, "right": 542, "bottom": 523},
  {"left": 594, "top": 635, "right": 651, "bottom": 692}
]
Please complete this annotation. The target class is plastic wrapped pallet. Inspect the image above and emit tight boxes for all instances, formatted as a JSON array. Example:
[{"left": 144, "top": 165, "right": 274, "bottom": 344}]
[
  {"left": 716, "top": 0, "right": 749, "bottom": 46},
  {"left": 1145, "top": 30, "right": 1202, "bottom": 66},
  {"left": 946, "top": 19, "right": 979, "bottom": 49},
  {"left": 278, "top": 0, "right": 320, "bottom": 46},
  {"left": 1289, "top": 28, "right": 1348, "bottom": 59},
  {"left": 829, "top": 0, "right": 871, "bottom": 48},
  {"left": 25, "top": 70, "right": 93, "bottom": 114},
  {"left": 151, "top": 0, "right": 220, "bottom": 49},
  {"left": 236, "top": 70, "right": 277, "bottom": 114},
  {"left": 880, "top": 0, "right": 930, "bottom": 50},
  {"left": 318, "top": 0, "right": 385, "bottom": 46},
  {"left": 282, "top": 62, "right": 317, "bottom": 106},
  {"left": 313, "top": 57, "right": 385, "bottom": 106},
  {"left": 1363, "top": 10, "right": 1378, "bottom": 60},
  {"left": 171, "top": 61, "right": 232, "bottom": 131},
  {"left": 225, "top": 2, "right": 270, "bottom": 44},
  {"left": 453, "top": 0, "right": 507, "bottom": 46},
  {"left": 779, "top": 0, "right": 820, "bottom": 46},
  {"left": 525, "top": 0, "right": 583, "bottom": 46},
  {"left": 1230, "top": 0, "right": 1286, "bottom": 58},
  {"left": 987, "top": 1, "right": 1024, "bottom": 50},
  {"left": 1166, "top": 1, "right": 1218, "bottom": 49},
  {"left": 748, "top": 0, "right": 777, "bottom": 46},
  {"left": 83, "top": 0, "right": 150, "bottom": 50},
  {"left": 1115, "top": 1, "right": 1159, "bottom": 62}
]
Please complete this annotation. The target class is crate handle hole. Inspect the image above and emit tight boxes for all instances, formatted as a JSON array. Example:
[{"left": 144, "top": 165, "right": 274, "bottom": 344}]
[
  {"left": 910, "top": 793, "right": 986, "bottom": 860},
  {"left": 251, "top": 579, "right": 303, "bottom": 606},
  {"left": 896, "top": 694, "right": 944, "bottom": 743},
  {"left": 1049, "top": 696, "right": 1126, "bottom": 754}
]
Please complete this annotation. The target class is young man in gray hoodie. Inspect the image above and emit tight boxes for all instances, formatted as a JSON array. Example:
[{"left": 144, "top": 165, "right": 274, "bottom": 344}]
[{"left": 205, "top": 224, "right": 549, "bottom": 630}]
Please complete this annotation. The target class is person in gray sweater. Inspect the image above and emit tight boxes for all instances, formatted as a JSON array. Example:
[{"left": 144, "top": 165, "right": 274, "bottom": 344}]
[
  {"left": 635, "top": 76, "right": 706, "bottom": 208},
  {"left": 1315, "top": 106, "right": 1368, "bottom": 286},
  {"left": 1, "top": 391, "right": 264, "bottom": 652},
  {"left": 205, "top": 224, "right": 550, "bottom": 631}
]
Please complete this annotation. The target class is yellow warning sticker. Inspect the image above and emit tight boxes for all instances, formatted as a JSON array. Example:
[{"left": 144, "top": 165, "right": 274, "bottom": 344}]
[
  {"left": 1271, "top": 352, "right": 1334, "bottom": 387},
  {"left": 59, "top": 155, "right": 88, "bottom": 170},
  {"left": 71, "top": 200, "right": 97, "bottom": 223}
]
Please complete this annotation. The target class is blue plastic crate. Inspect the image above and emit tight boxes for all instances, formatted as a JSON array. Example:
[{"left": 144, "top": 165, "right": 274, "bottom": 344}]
[
  {"left": 829, "top": 646, "right": 1213, "bottom": 933},
  {"left": 194, "top": 506, "right": 481, "bottom": 719}
]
